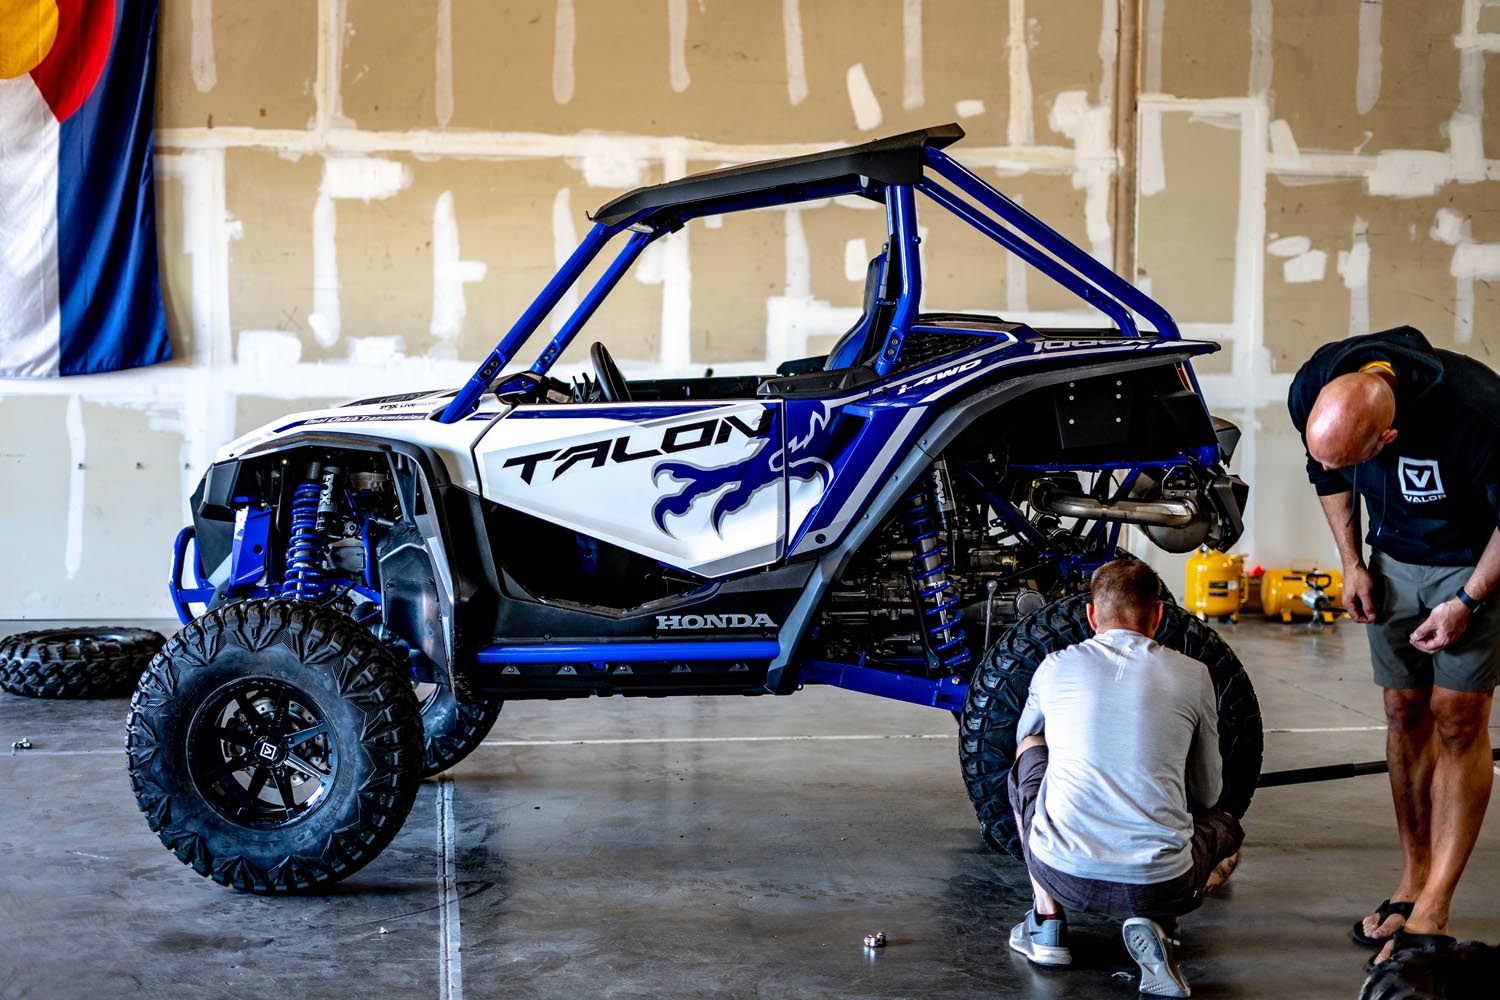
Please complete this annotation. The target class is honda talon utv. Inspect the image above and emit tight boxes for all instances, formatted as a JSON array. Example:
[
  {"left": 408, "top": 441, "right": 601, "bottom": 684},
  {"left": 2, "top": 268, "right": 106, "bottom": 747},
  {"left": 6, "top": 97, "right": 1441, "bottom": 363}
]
[{"left": 128, "top": 123, "right": 1261, "bottom": 893}]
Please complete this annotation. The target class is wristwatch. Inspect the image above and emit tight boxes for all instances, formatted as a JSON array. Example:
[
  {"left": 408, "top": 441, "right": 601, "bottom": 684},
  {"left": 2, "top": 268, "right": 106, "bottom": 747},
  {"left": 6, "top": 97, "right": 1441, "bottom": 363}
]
[{"left": 1455, "top": 587, "right": 1484, "bottom": 613}]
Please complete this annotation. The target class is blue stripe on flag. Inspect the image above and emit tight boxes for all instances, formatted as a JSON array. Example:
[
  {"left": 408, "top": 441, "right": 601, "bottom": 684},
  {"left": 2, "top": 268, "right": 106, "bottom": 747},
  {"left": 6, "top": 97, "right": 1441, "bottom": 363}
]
[{"left": 55, "top": 0, "right": 171, "bottom": 376}]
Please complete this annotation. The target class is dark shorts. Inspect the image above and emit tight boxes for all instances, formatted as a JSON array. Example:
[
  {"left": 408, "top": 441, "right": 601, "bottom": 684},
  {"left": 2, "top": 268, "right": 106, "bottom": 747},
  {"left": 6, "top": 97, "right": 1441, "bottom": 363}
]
[
  {"left": 1368, "top": 551, "right": 1500, "bottom": 693},
  {"left": 1007, "top": 746, "right": 1243, "bottom": 921}
]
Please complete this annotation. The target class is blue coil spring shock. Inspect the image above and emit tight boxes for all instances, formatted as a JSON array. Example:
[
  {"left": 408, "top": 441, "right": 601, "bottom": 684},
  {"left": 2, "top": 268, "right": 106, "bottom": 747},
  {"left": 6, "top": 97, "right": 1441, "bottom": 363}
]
[
  {"left": 899, "top": 475, "right": 972, "bottom": 673},
  {"left": 281, "top": 481, "right": 329, "bottom": 600}
]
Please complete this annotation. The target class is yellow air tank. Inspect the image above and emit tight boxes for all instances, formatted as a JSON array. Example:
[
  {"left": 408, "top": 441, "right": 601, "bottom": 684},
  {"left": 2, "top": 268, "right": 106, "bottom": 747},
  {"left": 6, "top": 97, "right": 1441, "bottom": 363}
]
[
  {"left": 1260, "top": 562, "right": 1343, "bottom": 624},
  {"left": 1185, "top": 546, "right": 1245, "bottom": 622}
]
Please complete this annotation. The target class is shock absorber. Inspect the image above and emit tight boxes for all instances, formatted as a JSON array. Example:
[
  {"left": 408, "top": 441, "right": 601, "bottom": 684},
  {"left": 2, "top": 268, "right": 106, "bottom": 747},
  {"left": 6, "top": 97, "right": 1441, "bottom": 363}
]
[
  {"left": 898, "top": 461, "right": 972, "bottom": 674},
  {"left": 281, "top": 465, "right": 341, "bottom": 601}
]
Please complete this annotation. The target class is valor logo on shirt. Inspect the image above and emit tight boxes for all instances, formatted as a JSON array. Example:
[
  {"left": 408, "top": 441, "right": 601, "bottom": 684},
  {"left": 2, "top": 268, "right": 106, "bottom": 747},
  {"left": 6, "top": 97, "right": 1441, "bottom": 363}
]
[{"left": 1398, "top": 456, "right": 1446, "bottom": 503}]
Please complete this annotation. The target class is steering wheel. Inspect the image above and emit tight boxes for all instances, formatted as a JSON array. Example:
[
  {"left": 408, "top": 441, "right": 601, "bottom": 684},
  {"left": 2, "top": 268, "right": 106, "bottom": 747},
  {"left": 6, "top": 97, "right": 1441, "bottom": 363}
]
[{"left": 590, "top": 342, "right": 631, "bottom": 403}]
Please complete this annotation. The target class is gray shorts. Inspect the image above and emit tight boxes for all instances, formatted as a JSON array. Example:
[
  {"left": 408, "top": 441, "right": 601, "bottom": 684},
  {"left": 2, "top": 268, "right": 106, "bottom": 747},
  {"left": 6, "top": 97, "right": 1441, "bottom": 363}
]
[
  {"left": 1007, "top": 746, "right": 1243, "bottom": 921},
  {"left": 1368, "top": 550, "right": 1500, "bottom": 693}
]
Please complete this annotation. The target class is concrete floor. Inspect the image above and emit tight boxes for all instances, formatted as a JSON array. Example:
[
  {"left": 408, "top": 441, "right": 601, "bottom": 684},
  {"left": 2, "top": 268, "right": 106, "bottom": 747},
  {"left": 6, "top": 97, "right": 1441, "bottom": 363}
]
[{"left": 1, "top": 617, "right": 1497, "bottom": 1000}]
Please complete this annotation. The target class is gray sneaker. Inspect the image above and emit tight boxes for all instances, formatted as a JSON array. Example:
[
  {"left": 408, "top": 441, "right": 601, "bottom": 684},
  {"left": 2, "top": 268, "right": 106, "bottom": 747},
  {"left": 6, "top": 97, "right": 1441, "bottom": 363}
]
[
  {"left": 1008, "top": 909, "right": 1072, "bottom": 967},
  {"left": 1122, "top": 917, "right": 1190, "bottom": 997}
]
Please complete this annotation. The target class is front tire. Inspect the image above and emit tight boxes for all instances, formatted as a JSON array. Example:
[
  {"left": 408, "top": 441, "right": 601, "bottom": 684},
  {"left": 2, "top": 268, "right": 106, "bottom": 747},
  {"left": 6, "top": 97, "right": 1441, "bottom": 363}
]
[
  {"left": 127, "top": 599, "right": 423, "bottom": 894},
  {"left": 959, "top": 593, "right": 1263, "bottom": 857}
]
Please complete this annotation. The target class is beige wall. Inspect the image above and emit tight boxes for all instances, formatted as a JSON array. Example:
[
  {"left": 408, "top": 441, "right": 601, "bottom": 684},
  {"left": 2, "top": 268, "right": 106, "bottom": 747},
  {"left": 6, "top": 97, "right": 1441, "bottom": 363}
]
[{"left": 1, "top": 0, "right": 1497, "bottom": 616}]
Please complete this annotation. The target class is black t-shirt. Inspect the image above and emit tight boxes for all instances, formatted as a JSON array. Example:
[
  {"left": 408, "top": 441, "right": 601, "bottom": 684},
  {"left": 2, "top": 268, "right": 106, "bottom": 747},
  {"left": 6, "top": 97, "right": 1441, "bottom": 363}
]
[{"left": 1287, "top": 326, "right": 1500, "bottom": 567}]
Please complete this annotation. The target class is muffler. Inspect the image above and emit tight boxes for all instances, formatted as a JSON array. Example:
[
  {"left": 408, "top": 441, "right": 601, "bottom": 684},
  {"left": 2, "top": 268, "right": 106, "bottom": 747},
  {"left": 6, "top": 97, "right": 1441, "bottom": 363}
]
[{"left": 1030, "top": 482, "right": 1200, "bottom": 528}]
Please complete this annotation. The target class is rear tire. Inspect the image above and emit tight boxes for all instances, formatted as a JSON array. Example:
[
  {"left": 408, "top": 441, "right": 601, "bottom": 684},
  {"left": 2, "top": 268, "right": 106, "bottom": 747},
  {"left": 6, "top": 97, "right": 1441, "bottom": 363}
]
[
  {"left": 415, "top": 671, "right": 502, "bottom": 778},
  {"left": 0, "top": 627, "right": 164, "bottom": 699},
  {"left": 959, "top": 593, "right": 1263, "bottom": 857},
  {"left": 126, "top": 599, "right": 423, "bottom": 894}
]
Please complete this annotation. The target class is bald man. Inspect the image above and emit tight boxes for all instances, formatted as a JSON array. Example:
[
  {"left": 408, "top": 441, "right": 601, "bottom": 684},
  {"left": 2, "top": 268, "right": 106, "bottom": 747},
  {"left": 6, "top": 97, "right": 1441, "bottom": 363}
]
[{"left": 1289, "top": 326, "right": 1500, "bottom": 966}]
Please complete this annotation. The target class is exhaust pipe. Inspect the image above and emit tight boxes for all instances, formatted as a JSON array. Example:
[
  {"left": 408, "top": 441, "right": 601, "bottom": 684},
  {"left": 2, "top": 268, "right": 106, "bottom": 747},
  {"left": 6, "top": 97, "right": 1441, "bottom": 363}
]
[{"left": 1030, "top": 482, "right": 1199, "bottom": 528}]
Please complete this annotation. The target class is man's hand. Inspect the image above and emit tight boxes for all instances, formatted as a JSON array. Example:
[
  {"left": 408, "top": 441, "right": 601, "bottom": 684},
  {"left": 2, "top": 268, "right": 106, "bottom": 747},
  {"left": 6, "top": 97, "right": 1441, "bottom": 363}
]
[
  {"left": 1410, "top": 599, "right": 1471, "bottom": 653},
  {"left": 1342, "top": 562, "right": 1378, "bottom": 623}
]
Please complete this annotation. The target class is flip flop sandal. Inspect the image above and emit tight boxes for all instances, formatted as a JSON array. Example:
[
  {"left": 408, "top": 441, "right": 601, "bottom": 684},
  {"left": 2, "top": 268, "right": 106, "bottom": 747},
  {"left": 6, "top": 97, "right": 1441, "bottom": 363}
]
[
  {"left": 1352, "top": 899, "right": 1415, "bottom": 947},
  {"left": 1364, "top": 927, "right": 1458, "bottom": 974}
]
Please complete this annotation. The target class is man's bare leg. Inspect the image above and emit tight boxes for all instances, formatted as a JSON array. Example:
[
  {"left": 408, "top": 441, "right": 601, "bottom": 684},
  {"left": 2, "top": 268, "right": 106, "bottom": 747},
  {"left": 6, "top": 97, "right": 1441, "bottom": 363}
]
[
  {"left": 1015, "top": 733, "right": 1061, "bottom": 915},
  {"left": 1376, "top": 687, "right": 1495, "bottom": 961},
  {"left": 1362, "top": 687, "right": 1437, "bottom": 943}
]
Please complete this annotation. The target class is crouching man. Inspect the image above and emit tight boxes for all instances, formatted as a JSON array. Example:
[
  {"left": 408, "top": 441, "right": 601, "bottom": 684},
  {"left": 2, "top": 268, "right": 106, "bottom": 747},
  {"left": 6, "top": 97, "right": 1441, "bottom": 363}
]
[{"left": 1007, "top": 559, "right": 1244, "bottom": 998}]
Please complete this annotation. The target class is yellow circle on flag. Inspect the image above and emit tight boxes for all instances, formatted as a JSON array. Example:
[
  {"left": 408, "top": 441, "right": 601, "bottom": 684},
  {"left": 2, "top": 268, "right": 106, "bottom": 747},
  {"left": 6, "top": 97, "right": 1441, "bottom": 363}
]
[{"left": 0, "top": 0, "right": 59, "bottom": 79}]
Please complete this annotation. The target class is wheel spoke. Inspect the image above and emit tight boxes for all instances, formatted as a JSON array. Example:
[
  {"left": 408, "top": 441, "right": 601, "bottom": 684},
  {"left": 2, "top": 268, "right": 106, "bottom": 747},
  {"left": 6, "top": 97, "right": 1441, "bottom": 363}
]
[
  {"left": 234, "top": 692, "right": 267, "bottom": 734},
  {"left": 284, "top": 721, "right": 329, "bottom": 748},
  {"left": 271, "top": 685, "right": 291, "bottom": 731},
  {"left": 282, "top": 752, "right": 329, "bottom": 782},
  {"left": 241, "top": 766, "right": 271, "bottom": 806},
  {"left": 272, "top": 769, "right": 297, "bottom": 812}
]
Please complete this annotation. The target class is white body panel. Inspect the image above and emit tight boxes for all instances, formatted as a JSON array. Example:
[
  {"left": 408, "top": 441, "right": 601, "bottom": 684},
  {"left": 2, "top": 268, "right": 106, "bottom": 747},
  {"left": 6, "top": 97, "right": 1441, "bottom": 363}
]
[{"left": 476, "top": 401, "right": 787, "bottom": 577}]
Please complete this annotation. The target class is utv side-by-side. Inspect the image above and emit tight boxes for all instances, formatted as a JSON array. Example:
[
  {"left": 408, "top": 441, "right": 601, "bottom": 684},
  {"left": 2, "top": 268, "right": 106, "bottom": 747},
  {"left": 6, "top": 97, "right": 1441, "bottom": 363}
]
[{"left": 128, "top": 123, "right": 1262, "bottom": 894}]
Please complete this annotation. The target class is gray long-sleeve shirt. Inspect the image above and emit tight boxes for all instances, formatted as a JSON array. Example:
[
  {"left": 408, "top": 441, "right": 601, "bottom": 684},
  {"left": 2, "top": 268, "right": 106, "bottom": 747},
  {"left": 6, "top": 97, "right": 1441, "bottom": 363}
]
[{"left": 1016, "top": 628, "right": 1222, "bottom": 884}]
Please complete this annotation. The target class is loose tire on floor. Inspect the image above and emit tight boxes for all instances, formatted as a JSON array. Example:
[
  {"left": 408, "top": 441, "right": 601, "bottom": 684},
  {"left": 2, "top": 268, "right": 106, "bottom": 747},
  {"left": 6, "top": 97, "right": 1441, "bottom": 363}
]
[
  {"left": 0, "top": 627, "right": 165, "bottom": 699},
  {"left": 126, "top": 599, "right": 423, "bottom": 894},
  {"left": 959, "top": 593, "right": 1263, "bottom": 857}
]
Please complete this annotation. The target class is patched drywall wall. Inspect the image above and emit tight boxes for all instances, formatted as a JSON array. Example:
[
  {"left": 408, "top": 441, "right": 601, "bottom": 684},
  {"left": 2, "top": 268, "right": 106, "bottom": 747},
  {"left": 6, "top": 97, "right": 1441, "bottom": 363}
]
[{"left": 0, "top": 0, "right": 1497, "bottom": 617}]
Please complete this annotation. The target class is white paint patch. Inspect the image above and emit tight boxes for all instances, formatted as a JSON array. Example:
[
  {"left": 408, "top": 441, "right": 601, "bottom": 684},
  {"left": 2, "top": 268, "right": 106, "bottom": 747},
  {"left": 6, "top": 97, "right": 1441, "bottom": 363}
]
[
  {"left": 1144, "top": 0, "right": 1165, "bottom": 93},
  {"left": 699, "top": 214, "right": 723, "bottom": 229},
  {"left": 1356, "top": 0, "right": 1382, "bottom": 115},
  {"left": 1338, "top": 216, "right": 1371, "bottom": 337},
  {"left": 431, "top": 191, "right": 487, "bottom": 342},
  {"left": 437, "top": 774, "right": 463, "bottom": 1000},
  {"left": 1249, "top": 0, "right": 1273, "bottom": 95},
  {"left": 635, "top": 241, "right": 666, "bottom": 284},
  {"left": 783, "top": 0, "right": 808, "bottom": 105},
  {"left": 1268, "top": 118, "right": 1301, "bottom": 168},
  {"left": 784, "top": 208, "right": 811, "bottom": 299},
  {"left": 1366, "top": 149, "right": 1450, "bottom": 197},
  {"left": 903, "top": 0, "right": 924, "bottom": 110},
  {"left": 1267, "top": 236, "right": 1311, "bottom": 257},
  {"left": 1049, "top": 90, "right": 1114, "bottom": 254},
  {"left": 1451, "top": 240, "right": 1500, "bottom": 280},
  {"left": 236, "top": 329, "right": 303, "bottom": 371},
  {"left": 435, "top": 0, "right": 454, "bottom": 126},
  {"left": 1139, "top": 106, "right": 1165, "bottom": 196},
  {"left": 668, "top": 0, "right": 690, "bottom": 93},
  {"left": 347, "top": 335, "right": 406, "bottom": 365},
  {"left": 309, "top": 192, "right": 339, "bottom": 347},
  {"left": 659, "top": 144, "right": 692, "bottom": 371},
  {"left": 191, "top": 0, "right": 218, "bottom": 93},
  {"left": 1006, "top": 193, "right": 1029, "bottom": 311},
  {"left": 572, "top": 139, "right": 644, "bottom": 189},
  {"left": 1007, "top": 0, "right": 1034, "bottom": 145},
  {"left": 323, "top": 157, "right": 412, "bottom": 201},
  {"left": 846, "top": 63, "right": 883, "bottom": 132},
  {"left": 1283, "top": 250, "right": 1328, "bottom": 283},
  {"left": 844, "top": 238, "right": 869, "bottom": 282},
  {"left": 550, "top": 188, "right": 580, "bottom": 335},
  {"left": 1448, "top": 113, "right": 1485, "bottom": 183},
  {"left": 65, "top": 395, "right": 84, "bottom": 579},
  {"left": 1430, "top": 207, "right": 1466, "bottom": 246},
  {"left": 954, "top": 98, "right": 985, "bottom": 118},
  {"left": 553, "top": 0, "right": 576, "bottom": 104}
]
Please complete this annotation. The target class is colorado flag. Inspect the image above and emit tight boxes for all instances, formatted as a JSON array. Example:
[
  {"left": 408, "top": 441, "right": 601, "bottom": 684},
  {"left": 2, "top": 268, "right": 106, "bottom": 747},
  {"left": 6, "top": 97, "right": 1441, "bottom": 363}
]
[{"left": 1, "top": 0, "right": 170, "bottom": 376}]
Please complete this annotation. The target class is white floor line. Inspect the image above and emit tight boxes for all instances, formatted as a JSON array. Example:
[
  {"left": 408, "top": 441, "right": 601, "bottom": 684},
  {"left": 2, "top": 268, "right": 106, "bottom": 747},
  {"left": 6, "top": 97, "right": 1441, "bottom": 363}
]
[
  {"left": 479, "top": 733, "right": 954, "bottom": 748},
  {"left": 437, "top": 772, "right": 463, "bottom": 1000},
  {"left": 1265, "top": 725, "right": 1386, "bottom": 734}
]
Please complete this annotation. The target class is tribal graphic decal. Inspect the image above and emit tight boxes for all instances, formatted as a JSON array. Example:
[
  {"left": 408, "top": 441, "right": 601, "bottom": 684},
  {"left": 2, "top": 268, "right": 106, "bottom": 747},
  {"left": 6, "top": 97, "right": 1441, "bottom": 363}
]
[{"left": 651, "top": 401, "right": 839, "bottom": 537}]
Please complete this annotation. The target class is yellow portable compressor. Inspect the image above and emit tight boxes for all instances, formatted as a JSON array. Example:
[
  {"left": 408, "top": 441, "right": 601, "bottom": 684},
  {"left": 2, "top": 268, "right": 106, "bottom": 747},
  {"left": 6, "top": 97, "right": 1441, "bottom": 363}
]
[
  {"left": 1260, "top": 562, "right": 1343, "bottom": 624},
  {"left": 1185, "top": 547, "right": 1245, "bottom": 622}
]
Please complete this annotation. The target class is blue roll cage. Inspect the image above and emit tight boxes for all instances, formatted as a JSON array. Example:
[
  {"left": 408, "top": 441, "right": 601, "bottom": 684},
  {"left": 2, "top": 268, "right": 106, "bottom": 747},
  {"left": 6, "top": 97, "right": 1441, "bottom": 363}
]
[{"left": 436, "top": 146, "right": 1189, "bottom": 425}]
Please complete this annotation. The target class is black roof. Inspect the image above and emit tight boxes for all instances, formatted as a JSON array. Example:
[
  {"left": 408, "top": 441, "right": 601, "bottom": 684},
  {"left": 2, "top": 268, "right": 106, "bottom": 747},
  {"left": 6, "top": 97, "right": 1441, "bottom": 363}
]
[{"left": 592, "top": 123, "right": 965, "bottom": 228}]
